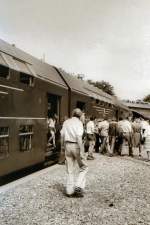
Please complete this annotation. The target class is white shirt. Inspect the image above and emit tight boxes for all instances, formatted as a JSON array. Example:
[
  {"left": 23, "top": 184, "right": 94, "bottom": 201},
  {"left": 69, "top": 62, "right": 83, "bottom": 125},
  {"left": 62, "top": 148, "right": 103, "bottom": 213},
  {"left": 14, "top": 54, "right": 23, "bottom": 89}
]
[
  {"left": 98, "top": 120, "right": 109, "bottom": 136},
  {"left": 86, "top": 121, "right": 95, "bottom": 134},
  {"left": 144, "top": 125, "right": 150, "bottom": 137},
  {"left": 141, "top": 120, "right": 149, "bottom": 130},
  {"left": 61, "top": 117, "right": 83, "bottom": 142},
  {"left": 47, "top": 118, "right": 55, "bottom": 128},
  {"left": 118, "top": 120, "right": 132, "bottom": 133}
]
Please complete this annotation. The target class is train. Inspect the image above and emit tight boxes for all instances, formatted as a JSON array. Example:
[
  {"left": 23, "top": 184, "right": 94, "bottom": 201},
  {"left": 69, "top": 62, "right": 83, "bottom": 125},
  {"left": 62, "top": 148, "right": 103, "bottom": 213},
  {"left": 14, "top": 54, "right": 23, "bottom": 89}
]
[{"left": 0, "top": 38, "right": 129, "bottom": 177}]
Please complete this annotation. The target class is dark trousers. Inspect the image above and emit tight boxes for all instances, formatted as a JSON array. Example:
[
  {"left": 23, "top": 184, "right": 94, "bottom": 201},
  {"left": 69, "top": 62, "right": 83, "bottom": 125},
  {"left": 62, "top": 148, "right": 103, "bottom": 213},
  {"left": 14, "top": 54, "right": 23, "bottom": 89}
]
[
  {"left": 100, "top": 136, "right": 110, "bottom": 154},
  {"left": 118, "top": 132, "right": 133, "bottom": 156},
  {"left": 95, "top": 133, "right": 101, "bottom": 153}
]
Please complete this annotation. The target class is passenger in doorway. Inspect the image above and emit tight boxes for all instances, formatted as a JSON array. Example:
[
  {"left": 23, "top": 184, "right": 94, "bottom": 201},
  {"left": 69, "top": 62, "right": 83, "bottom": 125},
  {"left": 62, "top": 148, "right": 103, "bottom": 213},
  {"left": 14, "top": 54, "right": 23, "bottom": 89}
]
[
  {"left": 47, "top": 114, "right": 58, "bottom": 148},
  {"left": 86, "top": 116, "right": 95, "bottom": 160},
  {"left": 98, "top": 116, "right": 110, "bottom": 155},
  {"left": 61, "top": 108, "right": 88, "bottom": 197}
]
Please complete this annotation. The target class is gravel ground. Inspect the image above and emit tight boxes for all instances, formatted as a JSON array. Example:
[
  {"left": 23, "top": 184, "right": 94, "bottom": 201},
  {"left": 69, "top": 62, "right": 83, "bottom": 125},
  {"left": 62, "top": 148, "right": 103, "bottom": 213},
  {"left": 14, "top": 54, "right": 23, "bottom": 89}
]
[{"left": 0, "top": 152, "right": 150, "bottom": 225}]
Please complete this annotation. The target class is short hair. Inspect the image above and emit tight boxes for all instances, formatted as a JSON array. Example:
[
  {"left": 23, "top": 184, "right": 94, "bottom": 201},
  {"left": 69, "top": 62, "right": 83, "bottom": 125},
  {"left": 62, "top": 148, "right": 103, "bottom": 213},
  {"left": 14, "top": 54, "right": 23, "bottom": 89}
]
[
  {"left": 103, "top": 115, "right": 108, "bottom": 120},
  {"left": 121, "top": 114, "right": 128, "bottom": 120},
  {"left": 90, "top": 116, "right": 95, "bottom": 121},
  {"left": 112, "top": 117, "right": 116, "bottom": 121},
  {"left": 72, "top": 108, "right": 83, "bottom": 118}
]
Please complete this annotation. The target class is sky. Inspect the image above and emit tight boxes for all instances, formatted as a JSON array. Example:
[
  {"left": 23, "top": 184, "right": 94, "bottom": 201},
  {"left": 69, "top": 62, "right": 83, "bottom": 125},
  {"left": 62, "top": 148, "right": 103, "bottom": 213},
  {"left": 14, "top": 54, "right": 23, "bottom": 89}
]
[{"left": 0, "top": 0, "right": 150, "bottom": 100}]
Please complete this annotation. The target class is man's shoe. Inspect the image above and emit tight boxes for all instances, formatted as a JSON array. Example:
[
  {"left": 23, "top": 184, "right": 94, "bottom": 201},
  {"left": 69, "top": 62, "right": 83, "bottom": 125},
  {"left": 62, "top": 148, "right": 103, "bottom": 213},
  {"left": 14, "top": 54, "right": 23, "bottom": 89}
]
[
  {"left": 58, "top": 161, "right": 65, "bottom": 165},
  {"left": 87, "top": 155, "right": 94, "bottom": 160},
  {"left": 66, "top": 193, "right": 75, "bottom": 198},
  {"left": 74, "top": 187, "right": 84, "bottom": 197}
]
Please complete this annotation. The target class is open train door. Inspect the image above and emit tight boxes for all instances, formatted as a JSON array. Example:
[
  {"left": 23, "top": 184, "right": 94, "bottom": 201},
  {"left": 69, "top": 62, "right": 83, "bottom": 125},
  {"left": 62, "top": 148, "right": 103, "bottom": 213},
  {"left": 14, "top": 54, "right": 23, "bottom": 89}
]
[{"left": 45, "top": 93, "right": 61, "bottom": 164}]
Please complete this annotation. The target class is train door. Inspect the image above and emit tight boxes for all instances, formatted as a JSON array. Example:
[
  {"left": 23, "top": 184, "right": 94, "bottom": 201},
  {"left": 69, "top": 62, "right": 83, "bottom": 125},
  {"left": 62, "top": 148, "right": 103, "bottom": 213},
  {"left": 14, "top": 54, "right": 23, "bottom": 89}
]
[
  {"left": 76, "top": 101, "right": 85, "bottom": 111},
  {"left": 46, "top": 93, "right": 61, "bottom": 162},
  {"left": 47, "top": 93, "right": 60, "bottom": 119}
]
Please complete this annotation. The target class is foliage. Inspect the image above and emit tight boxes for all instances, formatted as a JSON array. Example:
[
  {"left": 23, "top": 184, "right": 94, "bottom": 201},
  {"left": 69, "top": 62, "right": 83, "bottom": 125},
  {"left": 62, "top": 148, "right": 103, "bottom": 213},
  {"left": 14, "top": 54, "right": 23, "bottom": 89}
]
[
  {"left": 87, "top": 80, "right": 115, "bottom": 96},
  {"left": 143, "top": 94, "right": 150, "bottom": 103}
]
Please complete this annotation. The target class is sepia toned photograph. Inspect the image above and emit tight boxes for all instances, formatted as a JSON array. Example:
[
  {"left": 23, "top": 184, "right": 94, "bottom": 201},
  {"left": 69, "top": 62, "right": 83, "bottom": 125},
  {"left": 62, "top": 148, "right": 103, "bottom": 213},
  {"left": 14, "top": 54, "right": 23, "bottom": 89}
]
[{"left": 0, "top": 0, "right": 150, "bottom": 224}]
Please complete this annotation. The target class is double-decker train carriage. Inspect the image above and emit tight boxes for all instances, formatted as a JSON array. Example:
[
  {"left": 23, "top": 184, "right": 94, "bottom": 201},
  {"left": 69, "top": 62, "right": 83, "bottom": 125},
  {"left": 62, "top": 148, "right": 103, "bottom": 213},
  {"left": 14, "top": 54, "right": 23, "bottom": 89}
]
[
  {"left": 0, "top": 39, "right": 129, "bottom": 177},
  {"left": 0, "top": 39, "right": 69, "bottom": 176}
]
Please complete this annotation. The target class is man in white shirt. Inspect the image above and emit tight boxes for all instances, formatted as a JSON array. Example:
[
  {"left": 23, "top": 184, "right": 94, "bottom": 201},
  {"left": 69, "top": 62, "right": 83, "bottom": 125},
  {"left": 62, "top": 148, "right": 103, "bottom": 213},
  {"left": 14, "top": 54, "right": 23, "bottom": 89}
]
[
  {"left": 140, "top": 118, "right": 149, "bottom": 134},
  {"left": 118, "top": 119, "right": 132, "bottom": 133},
  {"left": 98, "top": 116, "right": 110, "bottom": 154},
  {"left": 86, "top": 116, "right": 95, "bottom": 160},
  {"left": 117, "top": 116, "right": 133, "bottom": 156},
  {"left": 61, "top": 108, "right": 88, "bottom": 197}
]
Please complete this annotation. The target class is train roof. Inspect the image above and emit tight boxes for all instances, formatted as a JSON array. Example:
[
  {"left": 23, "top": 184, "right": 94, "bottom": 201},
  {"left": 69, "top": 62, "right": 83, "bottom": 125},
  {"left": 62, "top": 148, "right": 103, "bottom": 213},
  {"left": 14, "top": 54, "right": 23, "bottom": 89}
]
[
  {"left": 0, "top": 39, "right": 67, "bottom": 89},
  {"left": 0, "top": 38, "right": 129, "bottom": 110},
  {"left": 58, "top": 69, "right": 126, "bottom": 107},
  {"left": 57, "top": 69, "right": 90, "bottom": 96}
]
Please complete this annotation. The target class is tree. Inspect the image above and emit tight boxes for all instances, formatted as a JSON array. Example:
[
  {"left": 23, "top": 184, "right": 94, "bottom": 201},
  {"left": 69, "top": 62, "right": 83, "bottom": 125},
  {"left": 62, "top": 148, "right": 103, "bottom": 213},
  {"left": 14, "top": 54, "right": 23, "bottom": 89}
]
[
  {"left": 143, "top": 94, "right": 150, "bottom": 103},
  {"left": 87, "top": 80, "right": 115, "bottom": 96}
]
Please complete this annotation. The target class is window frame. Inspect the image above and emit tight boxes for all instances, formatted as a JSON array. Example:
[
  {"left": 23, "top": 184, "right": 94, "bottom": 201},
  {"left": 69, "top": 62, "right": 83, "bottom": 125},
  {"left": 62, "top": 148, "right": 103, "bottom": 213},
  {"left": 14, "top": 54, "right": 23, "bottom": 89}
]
[
  {"left": 0, "top": 64, "right": 10, "bottom": 80},
  {"left": 20, "top": 72, "right": 34, "bottom": 87},
  {"left": 19, "top": 125, "right": 34, "bottom": 152},
  {"left": 0, "top": 127, "right": 9, "bottom": 159}
]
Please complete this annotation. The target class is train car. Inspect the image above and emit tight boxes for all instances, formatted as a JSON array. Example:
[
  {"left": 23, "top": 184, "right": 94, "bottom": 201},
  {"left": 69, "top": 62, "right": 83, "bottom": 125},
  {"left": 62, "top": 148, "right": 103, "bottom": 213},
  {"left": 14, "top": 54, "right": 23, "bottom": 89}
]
[
  {"left": 0, "top": 39, "right": 68, "bottom": 176},
  {"left": 58, "top": 69, "right": 118, "bottom": 119},
  {"left": 0, "top": 38, "right": 130, "bottom": 177},
  {"left": 57, "top": 70, "right": 91, "bottom": 116}
]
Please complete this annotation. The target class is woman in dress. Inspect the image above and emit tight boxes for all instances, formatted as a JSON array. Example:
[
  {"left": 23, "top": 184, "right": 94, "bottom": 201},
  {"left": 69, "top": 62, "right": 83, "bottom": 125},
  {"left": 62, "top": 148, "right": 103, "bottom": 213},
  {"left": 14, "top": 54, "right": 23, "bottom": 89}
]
[
  {"left": 132, "top": 118, "right": 142, "bottom": 157},
  {"left": 143, "top": 121, "right": 150, "bottom": 161}
]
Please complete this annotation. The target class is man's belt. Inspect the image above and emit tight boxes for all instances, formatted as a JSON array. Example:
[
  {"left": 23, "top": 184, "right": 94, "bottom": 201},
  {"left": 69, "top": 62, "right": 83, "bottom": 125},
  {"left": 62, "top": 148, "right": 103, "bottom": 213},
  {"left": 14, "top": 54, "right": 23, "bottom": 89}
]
[{"left": 65, "top": 141, "right": 77, "bottom": 143}]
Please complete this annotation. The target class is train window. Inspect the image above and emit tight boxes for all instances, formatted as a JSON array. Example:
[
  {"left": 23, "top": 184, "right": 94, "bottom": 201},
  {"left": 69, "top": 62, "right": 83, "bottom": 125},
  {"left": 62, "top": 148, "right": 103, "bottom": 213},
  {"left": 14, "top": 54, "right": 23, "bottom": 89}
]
[
  {"left": 76, "top": 101, "right": 85, "bottom": 111},
  {"left": 20, "top": 72, "right": 34, "bottom": 86},
  {"left": 0, "top": 64, "right": 9, "bottom": 79},
  {"left": 96, "top": 99, "right": 99, "bottom": 104},
  {"left": 19, "top": 125, "right": 33, "bottom": 151},
  {"left": 0, "top": 127, "right": 9, "bottom": 159}
]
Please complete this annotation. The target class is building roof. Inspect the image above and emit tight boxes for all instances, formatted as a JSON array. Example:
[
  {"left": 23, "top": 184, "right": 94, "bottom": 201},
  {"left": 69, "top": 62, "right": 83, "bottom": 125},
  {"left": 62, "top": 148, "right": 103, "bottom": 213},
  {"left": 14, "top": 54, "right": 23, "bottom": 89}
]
[
  {"left": 131, "top": 109, "right": 150, "bottom": 120},
  {"left": 123, "top": 101, "right": 150, "bottom": 109},
  {"left": 0, "top": 39, "right": 67, "bottom": 88}
]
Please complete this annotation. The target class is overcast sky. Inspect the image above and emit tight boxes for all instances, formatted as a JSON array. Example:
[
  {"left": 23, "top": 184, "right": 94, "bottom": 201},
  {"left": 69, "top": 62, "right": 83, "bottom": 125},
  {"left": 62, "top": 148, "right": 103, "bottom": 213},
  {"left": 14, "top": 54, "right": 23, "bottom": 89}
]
[{"left": 0, "top": 0, "right": 150, "bottom": 99}]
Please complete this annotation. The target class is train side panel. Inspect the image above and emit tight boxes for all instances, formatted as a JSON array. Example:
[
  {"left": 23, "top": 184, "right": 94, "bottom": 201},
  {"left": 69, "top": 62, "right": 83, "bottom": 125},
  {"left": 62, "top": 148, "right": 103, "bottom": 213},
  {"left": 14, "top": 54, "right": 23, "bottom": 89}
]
[{"left": 0, "top": 68, "right": 68, "bottom": 176}]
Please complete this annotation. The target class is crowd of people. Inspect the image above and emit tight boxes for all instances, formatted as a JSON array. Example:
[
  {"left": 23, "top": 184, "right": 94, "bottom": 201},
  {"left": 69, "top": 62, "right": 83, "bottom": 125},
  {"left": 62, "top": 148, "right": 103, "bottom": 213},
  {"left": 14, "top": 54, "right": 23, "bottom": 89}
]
[
  {"left": 84, "top": 114, "right": 150, "bottom": 160},
  {"left": 47, "top": 108, "right": 150, "bottom": 197}
]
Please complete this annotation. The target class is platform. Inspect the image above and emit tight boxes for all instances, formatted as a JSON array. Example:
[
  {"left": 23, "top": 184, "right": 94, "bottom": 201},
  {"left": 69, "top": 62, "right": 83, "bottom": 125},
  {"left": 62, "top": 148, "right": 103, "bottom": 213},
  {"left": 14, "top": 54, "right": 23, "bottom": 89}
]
[{"left": 0, "top": 153, "right": 150, "bottom": 225}]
